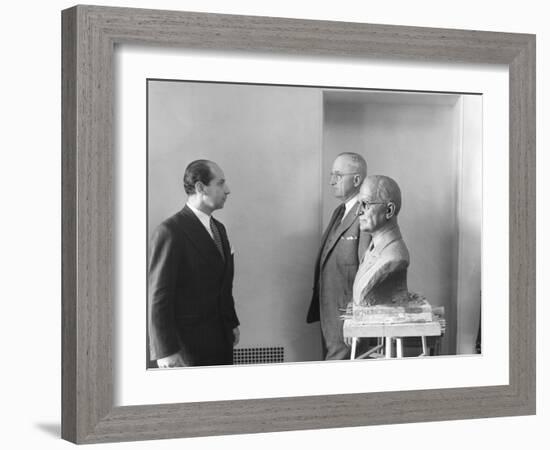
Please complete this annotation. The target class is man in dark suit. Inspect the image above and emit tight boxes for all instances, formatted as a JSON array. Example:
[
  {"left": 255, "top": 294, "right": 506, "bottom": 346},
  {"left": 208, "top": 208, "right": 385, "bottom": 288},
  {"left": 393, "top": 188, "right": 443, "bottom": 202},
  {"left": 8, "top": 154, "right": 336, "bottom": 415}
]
[
  {"left": 148, "top": 160, "right": 240, "bottom": 368},
  {"left": 307, "top": 152, "right": 371, "bottom": 360}
]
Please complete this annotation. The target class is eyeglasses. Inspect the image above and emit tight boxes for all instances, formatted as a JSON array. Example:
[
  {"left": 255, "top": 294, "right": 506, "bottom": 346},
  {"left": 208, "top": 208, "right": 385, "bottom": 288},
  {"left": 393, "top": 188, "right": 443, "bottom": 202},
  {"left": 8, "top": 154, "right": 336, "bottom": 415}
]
[
  {"left": 356, "top": 199, "right": 387, "bottom": 215},
  {"left": 329, "top": 172, "right": 359, "bottom": 182}
]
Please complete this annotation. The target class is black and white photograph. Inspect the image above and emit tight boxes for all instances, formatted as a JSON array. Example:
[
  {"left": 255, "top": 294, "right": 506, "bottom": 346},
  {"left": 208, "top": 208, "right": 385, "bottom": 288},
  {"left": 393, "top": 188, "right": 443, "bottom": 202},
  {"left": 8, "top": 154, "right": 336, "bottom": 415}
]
[{"left": 146, "top": 80, "right": 482, "bottom": 369}]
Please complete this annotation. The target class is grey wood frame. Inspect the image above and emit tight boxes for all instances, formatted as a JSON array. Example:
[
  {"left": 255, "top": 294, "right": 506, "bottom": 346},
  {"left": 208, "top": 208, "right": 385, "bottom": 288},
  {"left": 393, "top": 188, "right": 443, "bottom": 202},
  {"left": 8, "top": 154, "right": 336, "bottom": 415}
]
[{"left": 61, "top": 5, "right": 536, "bottom": 444}]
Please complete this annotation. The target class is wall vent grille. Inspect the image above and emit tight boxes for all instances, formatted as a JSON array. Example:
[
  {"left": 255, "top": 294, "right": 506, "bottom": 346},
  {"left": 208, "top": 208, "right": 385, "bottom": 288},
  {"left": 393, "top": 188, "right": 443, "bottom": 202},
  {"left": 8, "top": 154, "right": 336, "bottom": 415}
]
[{"left": 233, "top": 347, "right": 284, "bottom": 365}]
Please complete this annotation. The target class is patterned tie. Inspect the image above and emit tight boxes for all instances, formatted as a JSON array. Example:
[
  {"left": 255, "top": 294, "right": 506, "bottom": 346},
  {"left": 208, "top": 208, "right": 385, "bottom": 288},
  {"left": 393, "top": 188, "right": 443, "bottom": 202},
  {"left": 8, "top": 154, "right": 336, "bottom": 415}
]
[{"left": 210, "top": 218, "right": 225, "bottom": 261}]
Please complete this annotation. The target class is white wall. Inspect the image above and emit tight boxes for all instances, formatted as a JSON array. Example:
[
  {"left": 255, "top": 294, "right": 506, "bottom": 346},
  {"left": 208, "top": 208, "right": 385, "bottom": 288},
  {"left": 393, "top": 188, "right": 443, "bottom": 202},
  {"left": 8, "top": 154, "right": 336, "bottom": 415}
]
[
  {"left": 2, "top": 1, "right": 546, "bottom": 450},
  {"left": 148, "top": 81, "right": 323, "bottom": 361},
  {"left": 456, "top": 96, "right": 483, "bottom": 353}
]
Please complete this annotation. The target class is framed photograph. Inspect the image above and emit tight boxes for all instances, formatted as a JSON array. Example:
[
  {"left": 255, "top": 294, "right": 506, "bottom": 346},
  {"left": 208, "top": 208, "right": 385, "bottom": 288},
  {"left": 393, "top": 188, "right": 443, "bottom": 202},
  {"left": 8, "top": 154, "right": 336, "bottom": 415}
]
[{"left": 62, "top": 5, "right": 535, "bottom": 444}]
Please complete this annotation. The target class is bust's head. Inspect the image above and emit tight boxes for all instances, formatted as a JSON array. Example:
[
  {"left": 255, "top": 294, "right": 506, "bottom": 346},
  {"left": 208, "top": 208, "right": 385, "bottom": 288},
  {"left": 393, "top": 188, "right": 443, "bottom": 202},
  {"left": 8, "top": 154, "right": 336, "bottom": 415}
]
[{"left": 357, "top": 175, "right": 402, "bottom": 233}]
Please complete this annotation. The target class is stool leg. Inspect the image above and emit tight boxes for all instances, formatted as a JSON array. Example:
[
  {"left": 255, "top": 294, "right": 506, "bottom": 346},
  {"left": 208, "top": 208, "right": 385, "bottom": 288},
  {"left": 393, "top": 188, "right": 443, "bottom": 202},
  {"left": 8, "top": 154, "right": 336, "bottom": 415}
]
[
  {"left": 351, "top": 338, "right": 357, "bottom": 360},
  {"left": 385, "top": 337, "right": 392, "bottom": 359},
  {"left": 396, "top": 338, "right": 403, "bottom": 358},
  {"left": 421, "top": 336, "right": 427, "bottom": 356}
]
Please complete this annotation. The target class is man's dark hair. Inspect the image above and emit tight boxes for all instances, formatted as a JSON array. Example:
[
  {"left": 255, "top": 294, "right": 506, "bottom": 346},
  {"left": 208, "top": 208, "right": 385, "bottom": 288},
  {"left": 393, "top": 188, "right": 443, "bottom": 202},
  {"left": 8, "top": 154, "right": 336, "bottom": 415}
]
[{"left": 183, "top": 160, "right": 214, "bottom": 195}]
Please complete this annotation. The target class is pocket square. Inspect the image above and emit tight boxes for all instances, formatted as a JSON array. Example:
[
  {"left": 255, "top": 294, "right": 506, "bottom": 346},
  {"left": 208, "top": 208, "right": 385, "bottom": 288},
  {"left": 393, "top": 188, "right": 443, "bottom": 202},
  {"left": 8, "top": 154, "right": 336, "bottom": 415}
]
[{"left": 342, "top": 235, "right": 358, "bottom": 240}]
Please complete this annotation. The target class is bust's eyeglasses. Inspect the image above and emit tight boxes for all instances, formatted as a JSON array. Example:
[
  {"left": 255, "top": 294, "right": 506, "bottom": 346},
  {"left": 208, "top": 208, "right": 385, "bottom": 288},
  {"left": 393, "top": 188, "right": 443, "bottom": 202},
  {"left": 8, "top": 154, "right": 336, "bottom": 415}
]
[
  {"left": 356, "top": 200, "right": 386, "bottom": 215},
  {"left": 329, "top": 172, "right": 359, "bottom": 182}
]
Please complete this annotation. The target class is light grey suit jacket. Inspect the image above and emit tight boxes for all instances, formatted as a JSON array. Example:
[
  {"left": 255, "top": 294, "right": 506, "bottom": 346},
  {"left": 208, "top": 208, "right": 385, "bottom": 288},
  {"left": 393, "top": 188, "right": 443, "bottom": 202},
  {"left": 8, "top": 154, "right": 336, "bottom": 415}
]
[
  {"left": 307, "top": 202, "right": 371, "bottom": 358},
  {"left": 352, "top": 224, "right": 410, "bottom": 306},
  {"left": 307, "top": 202, "right": 371, "bottom": 323}
]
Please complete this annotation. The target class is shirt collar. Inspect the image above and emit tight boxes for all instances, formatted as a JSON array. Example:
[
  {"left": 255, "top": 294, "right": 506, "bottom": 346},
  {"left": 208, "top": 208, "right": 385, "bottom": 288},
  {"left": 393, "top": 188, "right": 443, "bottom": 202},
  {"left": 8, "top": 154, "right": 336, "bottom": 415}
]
[
  {"left": 343, "top": 193, "right": 359, "bottom": 219},
  {"left": 187, "top": 202, "right": 212, "bottom": 226}
]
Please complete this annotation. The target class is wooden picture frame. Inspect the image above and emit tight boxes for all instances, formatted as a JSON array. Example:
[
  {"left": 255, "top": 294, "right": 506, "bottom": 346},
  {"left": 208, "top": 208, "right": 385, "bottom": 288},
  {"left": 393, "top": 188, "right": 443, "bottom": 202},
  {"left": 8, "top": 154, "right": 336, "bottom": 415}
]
[{"left": 61, "top": 5, "right": 535, "bottom": 444}]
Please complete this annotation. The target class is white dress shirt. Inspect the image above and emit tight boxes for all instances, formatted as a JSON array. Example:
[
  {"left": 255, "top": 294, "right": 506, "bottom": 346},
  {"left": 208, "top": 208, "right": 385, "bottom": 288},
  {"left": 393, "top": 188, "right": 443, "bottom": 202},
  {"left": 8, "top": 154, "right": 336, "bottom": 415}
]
[
  {"left": 342, "top": 193, "right": 359, "bottom": 222},
  {"left": 187, "top": 203, "right": 235, "bottom": 255},
  {"left": 187, "top": 203, "right": 213, "bottom": 239}
]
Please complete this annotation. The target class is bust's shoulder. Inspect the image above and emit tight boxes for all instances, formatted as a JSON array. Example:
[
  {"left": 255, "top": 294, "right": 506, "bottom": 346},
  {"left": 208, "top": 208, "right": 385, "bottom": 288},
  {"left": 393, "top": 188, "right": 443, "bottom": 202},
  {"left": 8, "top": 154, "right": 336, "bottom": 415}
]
[{"left": 382, "top": 238, "right": 410, "bottom": 264}]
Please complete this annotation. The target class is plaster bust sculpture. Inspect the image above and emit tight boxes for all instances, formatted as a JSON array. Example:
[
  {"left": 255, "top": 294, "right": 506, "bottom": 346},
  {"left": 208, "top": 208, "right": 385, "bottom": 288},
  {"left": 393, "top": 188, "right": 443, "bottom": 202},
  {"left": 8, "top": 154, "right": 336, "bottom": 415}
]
[{"left": 352, "top": 175, "right": 410, "bottom": 307}]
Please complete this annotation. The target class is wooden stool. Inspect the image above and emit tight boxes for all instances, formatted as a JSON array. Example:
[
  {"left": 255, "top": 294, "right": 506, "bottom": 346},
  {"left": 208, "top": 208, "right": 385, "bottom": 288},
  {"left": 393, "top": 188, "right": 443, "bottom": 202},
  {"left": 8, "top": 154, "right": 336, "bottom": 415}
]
[{"left": 344, "top": 320, "right": 442, "bottom": 359}]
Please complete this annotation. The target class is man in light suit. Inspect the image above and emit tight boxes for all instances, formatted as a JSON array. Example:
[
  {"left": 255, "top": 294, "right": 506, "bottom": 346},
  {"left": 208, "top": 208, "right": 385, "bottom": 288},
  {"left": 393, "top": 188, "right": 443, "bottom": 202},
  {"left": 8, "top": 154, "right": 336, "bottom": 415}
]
[
  {"left": 352, "top": 175, "right": 410, "bottom": 306},
  {"left": 148, "top": 160, "right": 240, "bottom": 368},
  {"left": 307, "top": 152, "right": 371, "bottom": 360}
]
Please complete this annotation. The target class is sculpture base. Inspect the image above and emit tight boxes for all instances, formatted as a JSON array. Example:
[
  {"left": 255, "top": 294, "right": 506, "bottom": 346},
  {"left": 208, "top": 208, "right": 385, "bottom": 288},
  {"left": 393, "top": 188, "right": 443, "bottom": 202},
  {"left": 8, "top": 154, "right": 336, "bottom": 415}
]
[{"left": 350, "top": 293, "right": 433, "bottom": 324}]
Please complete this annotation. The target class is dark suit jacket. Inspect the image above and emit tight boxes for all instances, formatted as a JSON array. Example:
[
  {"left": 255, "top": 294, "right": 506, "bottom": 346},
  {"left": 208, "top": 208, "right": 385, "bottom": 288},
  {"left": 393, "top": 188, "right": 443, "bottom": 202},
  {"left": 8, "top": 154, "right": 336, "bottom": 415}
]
[
  {"left": 307, "top": 202, "right": 371, "bottom": 324},
  {"left": 148, "top": 205, "right": 239, "bottom": 366}
]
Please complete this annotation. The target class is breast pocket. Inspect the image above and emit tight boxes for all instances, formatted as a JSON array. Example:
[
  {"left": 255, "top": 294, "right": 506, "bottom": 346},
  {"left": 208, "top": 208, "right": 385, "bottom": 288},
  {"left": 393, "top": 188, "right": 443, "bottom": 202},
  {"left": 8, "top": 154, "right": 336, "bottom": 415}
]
[{"left": 336, "top": 235, "right": 360, "bottom": 266}]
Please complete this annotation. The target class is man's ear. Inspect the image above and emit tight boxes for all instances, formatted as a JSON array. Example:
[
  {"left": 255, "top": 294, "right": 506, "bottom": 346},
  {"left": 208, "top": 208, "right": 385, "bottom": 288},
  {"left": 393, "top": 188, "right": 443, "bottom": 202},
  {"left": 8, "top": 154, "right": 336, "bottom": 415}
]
[
  {"left": 386, "top": 202, "right": 396, "bottom": 219},
  {"left": 195, "top": 181, "right": 205, "bottom": 194},
  {"left": 353, "top": 174, "right": 362, "bottom": 187}
]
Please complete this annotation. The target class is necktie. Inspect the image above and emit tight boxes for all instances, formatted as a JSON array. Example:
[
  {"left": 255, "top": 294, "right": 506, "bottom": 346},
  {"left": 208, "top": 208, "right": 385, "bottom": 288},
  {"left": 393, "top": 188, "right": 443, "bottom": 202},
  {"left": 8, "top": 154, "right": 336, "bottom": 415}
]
[
  {"left": 330, "top": 203, "right": 346, "bottom": 235},
  {"left": 210, "top": 218, "right": 225, "bottom": 261}
]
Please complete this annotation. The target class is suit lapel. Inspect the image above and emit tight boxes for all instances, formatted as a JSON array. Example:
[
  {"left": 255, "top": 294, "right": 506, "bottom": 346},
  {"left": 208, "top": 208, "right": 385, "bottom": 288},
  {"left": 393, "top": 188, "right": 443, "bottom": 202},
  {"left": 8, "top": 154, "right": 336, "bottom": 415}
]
[
  {"left": 320, "top": 202, "right": 360, "bottom": 268},
  {"left": 334, "top": 202, "right": 359, "bottom": 237},
  {"left": 360, "top": 226, "right": 401, "bottom": 265},
  {"left": 212, "top": 217, "right": 230, "bottom": 264},
  {"left": 178, "top": 206, "right": 225, "bottom": 271},
  {"left": 314, "top": 204, "right": 344, "bottom": 273},
  {"left": 213, "top": 217, "right": 234, "bottom": 287}
]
